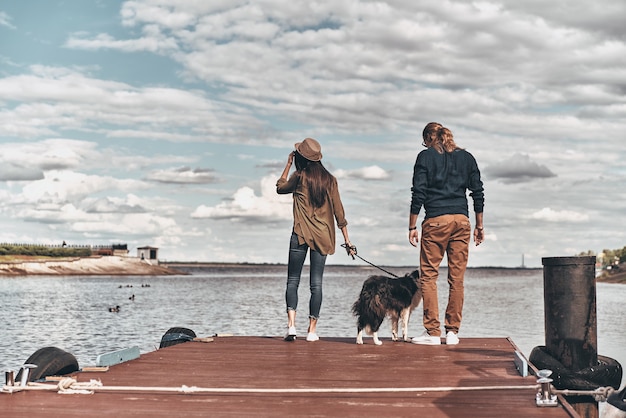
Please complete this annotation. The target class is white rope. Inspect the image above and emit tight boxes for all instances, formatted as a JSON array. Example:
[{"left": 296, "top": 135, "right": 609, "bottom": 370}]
[
  {"left": 554, "top": 386, "right": 616, "bottom": 402},
  {"left": 57, "top": 378, "right": 102, "bottom": 394},
  {"left": 3, "top": 379, "right": 617, "bottom": 402},
  {"left": 3, "top": 382, "right": 539, "bottom": 395}
]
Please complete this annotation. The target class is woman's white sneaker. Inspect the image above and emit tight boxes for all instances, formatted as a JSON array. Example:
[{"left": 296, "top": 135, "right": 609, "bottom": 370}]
[
  {"left": 306, "top": 332, "right": 319, "bottom": 342},
  {"left": 284, "top": 326, "right": 297, "bottom": 341}
]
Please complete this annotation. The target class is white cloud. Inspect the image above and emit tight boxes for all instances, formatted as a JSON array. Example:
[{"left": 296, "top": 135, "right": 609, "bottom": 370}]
[
  {"left": 0, "top": 163, "right": 44, "bottom": 182},
  {"left": 485, "top": 153, "right": 556, "bottom": 184},
  {"left": 19, "top": 170, "right": 147, "bottom": 204},
  {"left": 145, "top": 167, "right": 220, "bottom": 184},
  {"left": 0, "top": 11, "right": 15, "bottom": 29},
  {"left": 528, "top": 207, "right": 589, "bottom": 223},
  {"left": 83, "top": 196, "right": 147, "bottom": 214},
  {"left": 0, "top": 139, "right": 99, "bottom": 171},
  {"left": 71, "top": 212, "right": 179, "bottom": 236},
  {"left": 0, "top": 67, "right": 263, "bottom": 143},
  {"left": 335, "top": 165, "right": 391, "bottom": 180},
  {"left": 191, "top": 175, "right": 291, "bottom": 221}
]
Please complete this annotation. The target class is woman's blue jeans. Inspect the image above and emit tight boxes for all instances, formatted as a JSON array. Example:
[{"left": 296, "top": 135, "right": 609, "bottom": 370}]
[{"left": 286, "top": 232, "right": 327, "bottom": 319}]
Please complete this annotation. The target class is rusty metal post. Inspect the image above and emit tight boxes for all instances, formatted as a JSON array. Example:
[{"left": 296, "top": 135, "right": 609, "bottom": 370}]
[{"left": 542, "top": 255, "right": 598, "bottom": 418}]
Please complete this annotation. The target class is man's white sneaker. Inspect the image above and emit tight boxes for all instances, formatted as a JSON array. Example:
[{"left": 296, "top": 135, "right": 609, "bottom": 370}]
[
  {"left": 284, "top": 326, "right": 297, "bottom": 341},
  {"left": 411, "top": 331, "right": 441, "bottom": 345},
  {"left": 446, "top": 331, "right": 459, "bottom": 345}
]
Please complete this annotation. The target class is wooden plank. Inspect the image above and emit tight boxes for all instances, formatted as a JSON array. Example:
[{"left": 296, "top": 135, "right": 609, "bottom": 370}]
[{"left": 80, "top": 366, "right": 109, "bottom": 372}]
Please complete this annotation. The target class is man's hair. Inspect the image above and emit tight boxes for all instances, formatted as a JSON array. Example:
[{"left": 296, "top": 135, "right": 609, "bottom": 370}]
[{"left": 423, "top": 122, "right": 460, "bottom": 154}]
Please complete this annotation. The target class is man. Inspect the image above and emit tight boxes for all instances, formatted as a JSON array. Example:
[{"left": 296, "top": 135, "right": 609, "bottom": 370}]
[{"left": 408, "top": 122, "right": 485, "bottom": 345}]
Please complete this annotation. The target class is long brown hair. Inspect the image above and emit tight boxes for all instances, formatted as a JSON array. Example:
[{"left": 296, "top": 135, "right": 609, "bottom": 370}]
[
  {"left": 422, "top": 122, "right": 460, "bottom": 154},
  {"left": 294, "top": 151, "right": 334, "bottom": 208}
]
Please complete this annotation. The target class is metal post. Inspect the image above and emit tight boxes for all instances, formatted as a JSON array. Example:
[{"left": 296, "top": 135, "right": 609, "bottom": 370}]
[{"left": 542, "top": 255, "right": 597, "bottom": 418}]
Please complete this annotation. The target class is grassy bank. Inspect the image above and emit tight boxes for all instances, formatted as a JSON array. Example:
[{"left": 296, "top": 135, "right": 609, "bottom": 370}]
[{"left": 597, "top": 271, "right": 626, "bottom": 284}]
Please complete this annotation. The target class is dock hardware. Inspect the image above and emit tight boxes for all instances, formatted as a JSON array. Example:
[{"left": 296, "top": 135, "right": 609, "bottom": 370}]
[
  {"left": 535, "top": 369, "right": 558, "bottom": 407},
  {"left": 19, "top": 364, "right": 37, "bottom": 387}
]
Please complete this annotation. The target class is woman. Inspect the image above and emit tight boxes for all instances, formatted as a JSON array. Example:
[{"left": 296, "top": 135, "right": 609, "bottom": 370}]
[
  {"left": 408, "top": 122, "right": 484, "bottom": 346},
  {"left": 277, "top": 137, "right": 356, "bottom": 342}
]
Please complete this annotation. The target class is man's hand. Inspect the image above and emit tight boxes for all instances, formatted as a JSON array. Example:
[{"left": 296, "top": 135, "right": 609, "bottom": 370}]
[{"left": 409, "top": 229, "right": 419, "bottom": 247}]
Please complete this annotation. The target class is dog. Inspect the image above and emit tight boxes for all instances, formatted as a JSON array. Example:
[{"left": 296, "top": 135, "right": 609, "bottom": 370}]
[{"left": 352, "top": 269, "right": 422, "bottom": 345}]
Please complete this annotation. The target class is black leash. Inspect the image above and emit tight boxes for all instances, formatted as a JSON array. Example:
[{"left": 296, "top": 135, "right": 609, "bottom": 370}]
[{"left": 341, "top": 244, "right": 399, "bottom": 278}]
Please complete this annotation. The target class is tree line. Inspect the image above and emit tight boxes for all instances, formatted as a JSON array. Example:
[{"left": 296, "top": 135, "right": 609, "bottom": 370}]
[
  {"left": 0, "top": 244, "right": 91, "bottom": 258},
  {"left": 577, "top": 246, "right": 626, "bottom": 268}
]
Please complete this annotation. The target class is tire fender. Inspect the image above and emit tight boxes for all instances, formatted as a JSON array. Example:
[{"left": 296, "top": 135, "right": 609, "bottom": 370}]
[{"left": 15, "top": 346, "right": 79, "bottom": 383}]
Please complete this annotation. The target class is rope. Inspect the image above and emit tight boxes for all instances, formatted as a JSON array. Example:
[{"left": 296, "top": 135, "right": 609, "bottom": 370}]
[
  {"left": 341, "top": 244, "right": 398, "bottom": 278},
  {"left": 3, "top": 380, "right": 618, "bottom": 402},
  {"left": 3, "top": 381, "right": 539, "bottom": 395},
  {"left": 554, "top": 386, "right": 616, "bottom": 402}
]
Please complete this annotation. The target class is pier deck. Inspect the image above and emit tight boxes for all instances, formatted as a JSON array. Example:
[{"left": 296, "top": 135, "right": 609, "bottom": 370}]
[{"left": 2, "top": 336, "right": 577, "bottom": 417}]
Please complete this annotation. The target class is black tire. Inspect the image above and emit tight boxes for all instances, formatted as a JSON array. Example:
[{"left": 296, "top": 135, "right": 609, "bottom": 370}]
[
  {"left": 159, "top": 327, "right": 196, "bottom": 348},
  {"left": 529, "top": 345, "right": 623, "bottom": 391},
  {"left": 15, "top": 346, "right": 79, "bottom": 382}
]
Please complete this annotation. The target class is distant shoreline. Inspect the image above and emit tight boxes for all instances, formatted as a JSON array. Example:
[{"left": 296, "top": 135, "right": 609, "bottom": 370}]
[
  {"left": 0, "top": 256, "right": 184, "bottom": 276},
  {"left": 161, "top": 262, "right": 623, "bottom": 283},
  {"left": 1, "top": 257, "right": 621, "bottom": 283},
  {"left": 163, "top": 261, "right": 543, "bottom": 270}
]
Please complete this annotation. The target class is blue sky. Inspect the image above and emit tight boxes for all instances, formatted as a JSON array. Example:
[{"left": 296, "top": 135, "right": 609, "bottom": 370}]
[{"left": 1, "top": 0, "right": 625, "bottom": 267}]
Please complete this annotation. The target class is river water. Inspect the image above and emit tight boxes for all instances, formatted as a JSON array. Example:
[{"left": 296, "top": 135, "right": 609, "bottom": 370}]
[{"left": 0, "top": 265, "right": 624, "bottom": 388}]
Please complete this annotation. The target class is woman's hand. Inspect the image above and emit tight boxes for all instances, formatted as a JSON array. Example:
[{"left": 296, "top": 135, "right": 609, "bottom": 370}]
[
  {"left": 344, "top": 242, "right": 357, "bottom": 259},
  {"left": 280, "top": 152, "right": 295, "bottom": 180}
]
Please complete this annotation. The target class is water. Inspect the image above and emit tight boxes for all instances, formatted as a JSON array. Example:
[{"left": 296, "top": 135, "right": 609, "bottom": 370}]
[{"left": 0, "top": 265, "right": 624, "bottom": 388}]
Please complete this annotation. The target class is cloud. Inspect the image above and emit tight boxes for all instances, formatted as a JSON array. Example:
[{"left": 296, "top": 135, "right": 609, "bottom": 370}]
[
  {"left": 17, "top": 200, "right": 180, "bottom": 239},
  {"left": 0, "top": 139, "right": 98, "bottom": 172},
  {"left": 145, "top": 167, "right": 221, "bottom": 184},
  {"left": 335, "top": 165, "right": 391, "bottom": 180},
  {"left": 70, "top": 212, "right": 179, "bottom": 236},
  {"left": 0, "top": 67, "right": 264, "bottom": 143},
  {"left": 527, "top": 207, "right": 589, "bottom": 223},
  {"left": 65, "top": 31, "right": 179, "bottom": 53},
  {"left": 0, "top": 163, "right": 44, "bottom": 181},
  {"left": 0, "top": 11, "right": 15, "bottom": 29},
  {"left": 83, "top": 196, "right": 147, "bottom": 214},
  {"left": 191, "top": 175, "right": 291, "bottom": 221},
  {"left": 484, "top": 153, "right": 556, "bottom": 183},
  {"left": 19, "top": 170, "right": 147, "bottom": 205}
]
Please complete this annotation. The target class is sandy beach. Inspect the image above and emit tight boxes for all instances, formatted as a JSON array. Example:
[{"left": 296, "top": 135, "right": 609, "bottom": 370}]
[{"left": 0, "top": 255, "right": 183, "bottom": 276}]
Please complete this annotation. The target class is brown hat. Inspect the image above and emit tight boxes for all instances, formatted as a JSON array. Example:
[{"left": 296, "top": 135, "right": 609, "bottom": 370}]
[{"left": 294, "top": 138, "right": 322, "bottom": 161}]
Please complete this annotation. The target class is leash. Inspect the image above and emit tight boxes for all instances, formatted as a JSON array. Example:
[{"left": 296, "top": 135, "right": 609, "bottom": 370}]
[{"left": 341, "top": 244, "right": 399, "bottom": 278}]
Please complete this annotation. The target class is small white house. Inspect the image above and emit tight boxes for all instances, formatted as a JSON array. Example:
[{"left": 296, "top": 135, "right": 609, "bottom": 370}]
[{"left": 137, "top": 246, "right": 159, "bottom": 264}]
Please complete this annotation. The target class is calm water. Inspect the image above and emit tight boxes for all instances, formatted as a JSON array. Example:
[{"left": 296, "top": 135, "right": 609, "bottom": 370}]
[{"left": 0, "top": 265, "right": 624, "bottom": 387}]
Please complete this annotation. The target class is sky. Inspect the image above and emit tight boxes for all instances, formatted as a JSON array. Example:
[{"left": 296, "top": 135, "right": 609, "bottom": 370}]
[{"left": 0, "top": 0, "right": 625, "bottom": 267}]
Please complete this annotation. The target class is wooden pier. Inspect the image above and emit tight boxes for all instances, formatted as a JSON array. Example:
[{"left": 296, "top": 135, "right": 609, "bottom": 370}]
[{"left": 1, "top": 336, "right": 578, "bottom": 417}]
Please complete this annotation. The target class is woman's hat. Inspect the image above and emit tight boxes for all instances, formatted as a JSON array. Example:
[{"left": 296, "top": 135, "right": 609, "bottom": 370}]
[{"left": 294, "top": 138, "right": 322, "bottom": 161}]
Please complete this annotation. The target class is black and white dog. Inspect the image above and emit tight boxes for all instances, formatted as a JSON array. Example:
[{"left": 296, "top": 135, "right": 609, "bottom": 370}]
[{"left": 352, "top": 270, "right": 422, "bottom": 345}]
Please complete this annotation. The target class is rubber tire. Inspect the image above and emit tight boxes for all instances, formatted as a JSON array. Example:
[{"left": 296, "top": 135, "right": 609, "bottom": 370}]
[
  {"left": 15, "top": 346, "right": 79, "bottom": 382},
  {"left": 529, "top": 345, "right": 623, "bottom": 391},
  {"left": 159, "top": 327, "right": 197, "bottom": 348}
]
